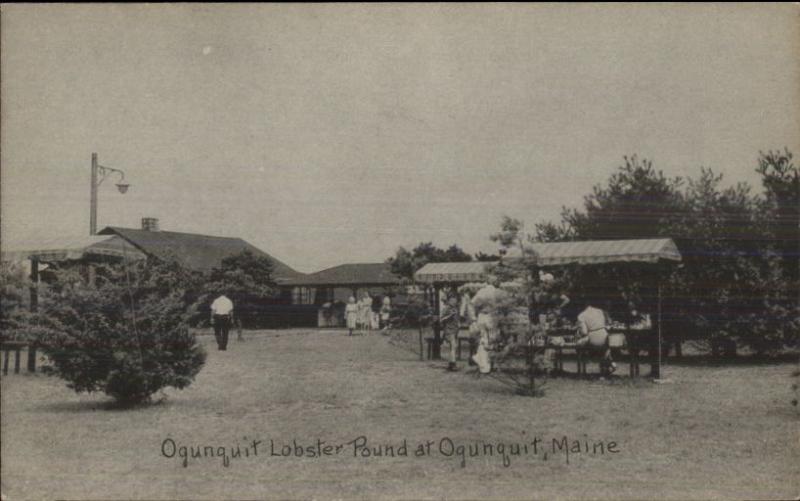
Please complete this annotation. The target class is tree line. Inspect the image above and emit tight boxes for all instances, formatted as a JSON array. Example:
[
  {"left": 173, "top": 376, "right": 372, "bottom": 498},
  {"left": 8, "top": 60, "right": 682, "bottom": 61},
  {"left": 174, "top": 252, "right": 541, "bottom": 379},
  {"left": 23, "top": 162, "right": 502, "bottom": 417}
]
[{"left": 388, "top": 150, "right": 799, "bottom": 354}]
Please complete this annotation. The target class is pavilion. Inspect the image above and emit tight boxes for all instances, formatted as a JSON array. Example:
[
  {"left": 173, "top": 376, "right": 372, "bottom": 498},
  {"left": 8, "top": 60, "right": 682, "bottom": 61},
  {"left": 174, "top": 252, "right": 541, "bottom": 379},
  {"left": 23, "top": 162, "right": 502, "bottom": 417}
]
[{"left": 414, "top": 238, "right": 682, "bottom": 378}]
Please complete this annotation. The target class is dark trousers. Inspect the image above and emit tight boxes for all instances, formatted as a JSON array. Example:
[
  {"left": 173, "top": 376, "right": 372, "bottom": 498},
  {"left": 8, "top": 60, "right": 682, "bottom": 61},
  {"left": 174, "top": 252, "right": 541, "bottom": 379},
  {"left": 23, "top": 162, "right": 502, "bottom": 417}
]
[{"left": 213, "top": 315, "right": 231, "bottom": 350}]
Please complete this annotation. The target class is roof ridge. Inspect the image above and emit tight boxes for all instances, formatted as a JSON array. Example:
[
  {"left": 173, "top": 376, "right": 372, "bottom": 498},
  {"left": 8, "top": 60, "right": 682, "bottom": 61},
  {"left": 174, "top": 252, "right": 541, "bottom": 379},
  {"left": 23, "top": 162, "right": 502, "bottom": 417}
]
[
  {"left": 307, "top": 262, "right": 388, "bottom": 273},
  {"left": 104, "top": 226, "right": 247, "bottom": 241}
]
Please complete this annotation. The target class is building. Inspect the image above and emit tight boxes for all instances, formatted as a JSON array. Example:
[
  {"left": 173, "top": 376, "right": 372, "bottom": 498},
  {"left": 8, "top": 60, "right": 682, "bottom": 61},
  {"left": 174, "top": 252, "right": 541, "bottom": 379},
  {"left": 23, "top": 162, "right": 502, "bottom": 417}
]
[
  {"left": 283, "top": 262, "right": 403, "bottom": 327},
  {"left": 283, "top": 262, "right": 401, "bottom": 304},
  {"left": 98, "top": 221, "right": 303, "bottom": 284},
  {"left": 2, "top": 219, "right": 311, "bottom": 326}
]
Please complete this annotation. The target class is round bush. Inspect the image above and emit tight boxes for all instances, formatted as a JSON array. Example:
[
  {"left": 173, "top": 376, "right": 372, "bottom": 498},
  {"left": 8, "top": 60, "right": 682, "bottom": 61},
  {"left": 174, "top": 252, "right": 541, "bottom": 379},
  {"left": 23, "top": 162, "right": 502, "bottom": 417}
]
[{"left": 40, "top": 262, "right": 206, "bottom": 405}]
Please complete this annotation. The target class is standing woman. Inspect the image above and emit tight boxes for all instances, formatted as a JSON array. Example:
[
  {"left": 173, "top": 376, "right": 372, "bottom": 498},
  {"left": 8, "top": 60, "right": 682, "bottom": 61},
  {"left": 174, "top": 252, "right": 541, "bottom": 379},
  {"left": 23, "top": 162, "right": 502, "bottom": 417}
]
[
  {"left": 359, "top": 292, "right": 372, "bottom": 334},
  {"left": 370, "top": 295, "right": 381, "bottom": 330},
  {"left": 380, "top": 296, "right": 392, "bottom": 330},
  {"left": 345, "top": 296, "right": 359, "bottom": 336}
]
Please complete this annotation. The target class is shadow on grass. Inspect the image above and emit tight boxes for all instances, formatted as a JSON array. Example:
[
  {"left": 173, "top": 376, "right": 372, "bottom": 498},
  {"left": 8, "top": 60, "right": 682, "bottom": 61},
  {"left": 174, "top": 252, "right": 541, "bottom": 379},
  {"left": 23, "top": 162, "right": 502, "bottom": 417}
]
[
  {"left": 33, "top": 395, "right": 173, "bottom": 413},
  {"left": 470, "top": 365, "right": 658, "bottom": 395},
  {"left": 553, "top": 351, "right": 799, "bottom": 368},
  {"left": 664, "top": 353, "right": 800, "bottom": 367}
]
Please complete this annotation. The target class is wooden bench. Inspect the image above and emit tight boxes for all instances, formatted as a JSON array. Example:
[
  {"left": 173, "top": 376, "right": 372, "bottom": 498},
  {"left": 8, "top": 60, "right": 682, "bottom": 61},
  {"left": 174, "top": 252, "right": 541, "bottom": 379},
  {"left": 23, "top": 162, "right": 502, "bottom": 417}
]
[
  {"left": 1, "top": 341, "right": 37, "bottom": 375},
  {"left": 424, "top": 334, "right": 476, "bottom": 364},
  {"left": 423, "top": 329, "right": 646, "bottom": 377},
  {"left": 553, "top": 343, "right": 641, "bottom": 377},
  {"left": 424, "top": 336, "right": 436, "bottom": 360},
  {"left": 457, "top": 336, "right": 477, "bottom": 363}
]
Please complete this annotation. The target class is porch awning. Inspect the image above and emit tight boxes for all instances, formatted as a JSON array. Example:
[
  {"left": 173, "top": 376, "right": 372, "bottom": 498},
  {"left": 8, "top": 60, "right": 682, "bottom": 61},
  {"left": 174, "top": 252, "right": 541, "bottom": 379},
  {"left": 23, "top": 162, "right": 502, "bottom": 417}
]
[{"left": 1, "top": 235, "right": 146, "bottom": 263}]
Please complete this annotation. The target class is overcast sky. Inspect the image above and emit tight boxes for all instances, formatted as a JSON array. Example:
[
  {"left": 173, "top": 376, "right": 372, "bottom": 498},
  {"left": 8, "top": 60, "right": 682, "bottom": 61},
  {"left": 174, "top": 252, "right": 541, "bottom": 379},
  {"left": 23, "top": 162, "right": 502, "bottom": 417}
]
[{"left": 2, "top": 4, "right": 798, "bottom": 272}]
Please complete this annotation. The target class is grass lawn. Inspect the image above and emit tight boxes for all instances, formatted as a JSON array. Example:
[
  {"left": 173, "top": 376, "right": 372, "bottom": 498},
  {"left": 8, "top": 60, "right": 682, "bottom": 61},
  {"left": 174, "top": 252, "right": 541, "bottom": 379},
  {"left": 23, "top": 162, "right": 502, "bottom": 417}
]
[{"left": 2, "top": 329, "right": 798, "bottom": 500}]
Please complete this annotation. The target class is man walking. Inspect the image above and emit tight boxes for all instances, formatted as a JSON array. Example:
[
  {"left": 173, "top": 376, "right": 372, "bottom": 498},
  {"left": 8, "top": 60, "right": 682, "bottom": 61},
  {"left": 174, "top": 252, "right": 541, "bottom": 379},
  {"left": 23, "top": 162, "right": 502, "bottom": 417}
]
[
  {"left": 210, "top": 293, "right": 234, "bottom": 351},
  {"left": 440, "top": 295, "right": 461, "bottom": 371}
]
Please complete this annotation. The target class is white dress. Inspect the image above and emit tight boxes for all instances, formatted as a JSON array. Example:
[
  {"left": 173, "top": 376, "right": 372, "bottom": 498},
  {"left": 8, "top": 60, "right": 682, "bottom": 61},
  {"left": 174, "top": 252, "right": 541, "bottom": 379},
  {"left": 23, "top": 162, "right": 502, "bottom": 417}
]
[
  {"left": 380, "top": 297, "right": 392, "bottom": 323},
  {"left": 471, "top": 312, "right": 497, "bottom": 374},
  {"left": 358, "top": 298, "right": 372, "bottom": 328},
  {"left": 345, "top": 303, "right": 358, "bottom": 329}
]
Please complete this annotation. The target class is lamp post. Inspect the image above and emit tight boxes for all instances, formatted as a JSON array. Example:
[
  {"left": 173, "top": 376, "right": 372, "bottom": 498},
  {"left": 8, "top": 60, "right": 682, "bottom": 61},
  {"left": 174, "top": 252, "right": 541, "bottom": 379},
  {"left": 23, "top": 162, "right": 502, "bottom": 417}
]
[{"left": 90, "top": 152, "right": 130, "bottom": 235}]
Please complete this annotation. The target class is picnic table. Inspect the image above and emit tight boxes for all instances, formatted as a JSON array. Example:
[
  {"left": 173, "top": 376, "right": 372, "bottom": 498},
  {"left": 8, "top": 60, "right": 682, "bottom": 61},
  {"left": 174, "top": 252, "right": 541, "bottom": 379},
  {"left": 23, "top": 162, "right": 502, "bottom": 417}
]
[{"left": 423, "top": 329, "right": 477, "bottom": 362}]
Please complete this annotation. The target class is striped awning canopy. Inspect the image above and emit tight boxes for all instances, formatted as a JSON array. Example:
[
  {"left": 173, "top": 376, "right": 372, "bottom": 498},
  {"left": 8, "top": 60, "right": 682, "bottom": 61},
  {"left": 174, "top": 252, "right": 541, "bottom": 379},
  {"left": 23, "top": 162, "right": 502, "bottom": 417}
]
[
  {"left": 1, "top": 235, "right": 146, "bottom": 263},
  {"left": 527, "top": 238, "right": 681, "bottom": 267},
  {"left": 415, "top": 239, "right": 681, "bottom": 284},
  {"left": 414, "top": 261, "right": 491, "bottom": 284}
]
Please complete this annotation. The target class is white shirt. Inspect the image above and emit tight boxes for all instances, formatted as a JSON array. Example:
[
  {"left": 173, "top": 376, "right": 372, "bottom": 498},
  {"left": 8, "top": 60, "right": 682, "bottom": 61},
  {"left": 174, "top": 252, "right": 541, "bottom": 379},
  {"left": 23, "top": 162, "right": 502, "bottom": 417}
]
[
  {"left": 577, "top": 306, "right": 607, "bottom": 335},
  {"left": 211, "top": 295, "right": 234, "bottom": 315}
]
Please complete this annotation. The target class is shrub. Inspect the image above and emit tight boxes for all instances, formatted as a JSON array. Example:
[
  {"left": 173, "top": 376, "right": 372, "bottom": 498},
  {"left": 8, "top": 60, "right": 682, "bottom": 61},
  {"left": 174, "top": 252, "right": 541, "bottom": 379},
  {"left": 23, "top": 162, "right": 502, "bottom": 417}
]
[
  {"left": 201, "top": 250, "right": 280, "bottom": 328},
  {"left": 41, "top": 261, "right": 206, "bottom": 406},
  {"left": 389, "top": 293, "right": 434, "bottom": 329}
]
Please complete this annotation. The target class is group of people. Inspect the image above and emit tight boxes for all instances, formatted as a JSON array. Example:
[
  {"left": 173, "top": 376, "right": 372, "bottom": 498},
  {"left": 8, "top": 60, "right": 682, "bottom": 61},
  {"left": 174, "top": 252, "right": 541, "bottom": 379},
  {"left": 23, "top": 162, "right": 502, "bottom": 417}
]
[
  {"left": 435, "top": 271, "right": 653, "bottom": 377},
  {"left": 209, "top": 291, "right": 394, "bottom": 348},
  {"left": 436, "top": 290, "right": 502, "bottom": 374},
  {"left": 209, "top": 279, "right": 650, "bottom": 380},
  {"left": 345, "top": 293, "right": 391, "bottom": 336}
]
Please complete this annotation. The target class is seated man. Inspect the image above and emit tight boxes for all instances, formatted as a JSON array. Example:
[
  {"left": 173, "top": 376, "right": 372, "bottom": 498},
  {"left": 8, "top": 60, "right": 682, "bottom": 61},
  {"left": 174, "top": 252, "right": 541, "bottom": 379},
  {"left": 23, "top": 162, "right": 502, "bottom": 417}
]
[{"left": 576, "top": 299, "right": 616, "bottom": 375}]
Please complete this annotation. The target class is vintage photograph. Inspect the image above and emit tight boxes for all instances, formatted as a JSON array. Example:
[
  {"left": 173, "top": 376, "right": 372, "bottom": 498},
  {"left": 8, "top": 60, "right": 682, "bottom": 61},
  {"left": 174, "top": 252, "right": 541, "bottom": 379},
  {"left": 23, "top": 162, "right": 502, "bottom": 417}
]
[{"left": 1, "top": 4, "right": 798, "bottom": 500}]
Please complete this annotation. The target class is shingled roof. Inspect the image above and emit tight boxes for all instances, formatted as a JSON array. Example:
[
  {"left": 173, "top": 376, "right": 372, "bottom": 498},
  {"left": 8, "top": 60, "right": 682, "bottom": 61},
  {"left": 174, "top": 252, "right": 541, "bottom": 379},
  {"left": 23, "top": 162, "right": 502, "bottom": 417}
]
[
  {"left": 283, "top": 262, "right": 401, "bottom": 287},
  {"left": 98, "top": 226, "right": 303, "bottom": 283}
]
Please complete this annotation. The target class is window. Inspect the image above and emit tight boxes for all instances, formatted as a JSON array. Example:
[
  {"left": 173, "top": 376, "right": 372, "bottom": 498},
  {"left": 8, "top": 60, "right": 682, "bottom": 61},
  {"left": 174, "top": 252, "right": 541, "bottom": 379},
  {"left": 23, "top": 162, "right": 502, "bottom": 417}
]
[{"left": 292, "top": 287, "right": 317, "bottom": 305}]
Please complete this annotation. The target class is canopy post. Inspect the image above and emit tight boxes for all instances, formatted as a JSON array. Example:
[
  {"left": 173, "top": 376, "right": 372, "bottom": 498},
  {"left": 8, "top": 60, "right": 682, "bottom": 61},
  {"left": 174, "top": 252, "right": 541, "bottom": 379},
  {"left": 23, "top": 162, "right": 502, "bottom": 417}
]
[
  {"left": 653, "top": 280, "right": 663, "bottom": 380},
  {"left": 432, "top": 284, "right": 442, "bottom": 359},
  {"left": 527, "top": 267, "right": 537, "bottom": 394},
  {"left": 26, "top": 258, "right": 40, "bottom": 373}
]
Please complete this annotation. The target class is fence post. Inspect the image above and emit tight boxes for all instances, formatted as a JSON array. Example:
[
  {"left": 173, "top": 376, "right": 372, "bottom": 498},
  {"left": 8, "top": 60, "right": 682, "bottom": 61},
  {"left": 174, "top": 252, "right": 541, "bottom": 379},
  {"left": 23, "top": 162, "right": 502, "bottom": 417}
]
[{"left": 418, "top": 327, "right": 424, "bottom": 361}]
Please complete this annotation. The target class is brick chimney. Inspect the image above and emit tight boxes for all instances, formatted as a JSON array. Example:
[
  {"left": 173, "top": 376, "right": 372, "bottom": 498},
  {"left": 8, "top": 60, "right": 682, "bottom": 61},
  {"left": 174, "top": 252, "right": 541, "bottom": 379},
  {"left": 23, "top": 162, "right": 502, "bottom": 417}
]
[{"left": 141, "top": 217, "right": 159, "bottom": 231}]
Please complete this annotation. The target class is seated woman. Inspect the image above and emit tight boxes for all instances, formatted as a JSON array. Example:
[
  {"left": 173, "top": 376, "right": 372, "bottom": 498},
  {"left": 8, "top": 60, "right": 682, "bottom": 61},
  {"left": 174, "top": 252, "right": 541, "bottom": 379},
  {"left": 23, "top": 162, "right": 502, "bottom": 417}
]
[
  {"left": 535, "top": 272, "right": 571, "bottom": 373},
  {"left": 624, "top": 302, "right": 653, "bottom": 355},
  {"left": 576, "top": 299, "right": 616, "bottom": 375},
  {"left": 630, "top": 306, "right": 652, "bottom": 330}
]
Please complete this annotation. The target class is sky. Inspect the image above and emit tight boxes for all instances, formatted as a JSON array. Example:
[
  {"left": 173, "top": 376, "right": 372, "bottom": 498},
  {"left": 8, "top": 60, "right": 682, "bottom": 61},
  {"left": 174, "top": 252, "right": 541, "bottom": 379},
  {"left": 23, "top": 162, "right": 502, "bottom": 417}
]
[{"left": 2, "top": 4, "right": 798, "bottom": 273}]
